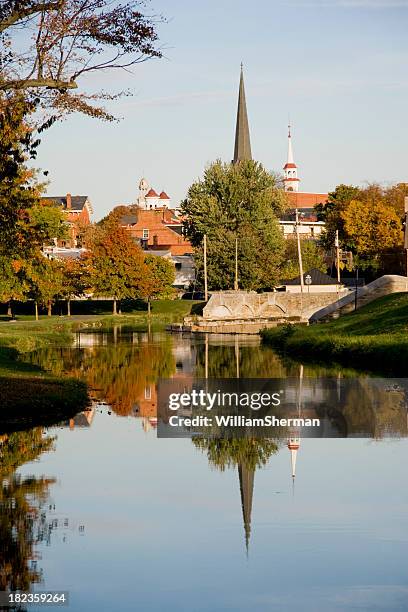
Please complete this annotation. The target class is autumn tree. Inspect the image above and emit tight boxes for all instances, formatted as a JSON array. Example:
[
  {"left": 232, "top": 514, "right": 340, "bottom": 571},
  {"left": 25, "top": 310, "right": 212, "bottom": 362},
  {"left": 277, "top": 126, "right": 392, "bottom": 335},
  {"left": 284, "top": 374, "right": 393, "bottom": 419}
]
[
  {"left": 181, "top": 160, "right": 286, "bottom": 291},
  {"left": 58, "top": 257, "right": 86, "bottom": 316},
  {"left": 318, "top": 183, "right": 405, "bottom": 273},
  {"left": 0, "top": 95, "right": 68, "bottom": 300},
  {"left": 84, "top": 218, "right": 152, "bottom": 314},
  {"left": 341, "top": 198, "right": 402, "bottom": 261}
]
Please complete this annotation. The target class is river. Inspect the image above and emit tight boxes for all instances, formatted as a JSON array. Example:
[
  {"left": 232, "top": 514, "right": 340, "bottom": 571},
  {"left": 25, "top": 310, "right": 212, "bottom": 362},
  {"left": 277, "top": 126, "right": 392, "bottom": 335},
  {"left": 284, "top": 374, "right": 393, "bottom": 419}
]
[{"left": 1, "top": 327, "right": 407, "bottom": 611}]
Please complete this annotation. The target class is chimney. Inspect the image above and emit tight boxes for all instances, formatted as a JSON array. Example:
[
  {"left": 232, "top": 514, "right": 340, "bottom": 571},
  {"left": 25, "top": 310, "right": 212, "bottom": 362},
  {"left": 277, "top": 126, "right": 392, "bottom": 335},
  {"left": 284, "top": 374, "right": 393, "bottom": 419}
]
[{"left": 66, "top": 193, "right": 72, "bottom": 209}]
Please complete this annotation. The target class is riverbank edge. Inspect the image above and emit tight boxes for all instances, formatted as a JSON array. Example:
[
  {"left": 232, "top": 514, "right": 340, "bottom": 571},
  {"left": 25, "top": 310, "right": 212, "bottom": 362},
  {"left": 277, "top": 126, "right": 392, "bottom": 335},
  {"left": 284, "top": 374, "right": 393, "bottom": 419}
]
[{"left": 260, "top": 323, "right": 408, "bottom": 375}]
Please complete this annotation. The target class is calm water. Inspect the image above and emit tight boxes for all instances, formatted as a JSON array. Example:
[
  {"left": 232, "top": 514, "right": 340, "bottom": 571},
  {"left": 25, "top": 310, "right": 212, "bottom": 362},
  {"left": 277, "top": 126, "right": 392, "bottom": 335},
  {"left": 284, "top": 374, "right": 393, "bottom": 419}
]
[{"left": 1, "top": 328, "right": 408, "bottom": 611}]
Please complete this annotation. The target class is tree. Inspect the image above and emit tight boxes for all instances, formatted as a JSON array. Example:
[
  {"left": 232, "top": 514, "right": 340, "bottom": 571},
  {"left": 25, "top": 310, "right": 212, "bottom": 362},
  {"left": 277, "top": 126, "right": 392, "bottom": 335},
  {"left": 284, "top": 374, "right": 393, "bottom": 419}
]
[
  {"left": 58, "top": 257, "right": 85, "bottom": 316},
  {"left": 341, "top": 198, "right": 402, "bottom": 260},
  {"left": 0, "top": 1, "right": 163, "bottom": 121},
  {"left": 0, "top": 96, "right": 68, "bottom": 262},
  {"left": 181, "top": 160, "right": 286, "bottom": 291},
  {"left": 143, "top": 254, "right": 175, "bottom": 315},
  {"left": 317, "top": 183, "right": 406, "bottom": 275},
  {"left": 84, "top": 217, "right": 152, "bottom": 314},
  {"left": 0, "top": 428, "right": 56, "bottom": 592},
  {"left": 280, "top": 239, "right": 327, "bottom": 281},
  {"left": 27, "top": 255, "right": 64, "bottom": 318},
  {"left": 316, "top": 183, "right": 361, "bottom": 251},
  {"left": 0, "top": 257, "right": 28, "bottom": 316}
]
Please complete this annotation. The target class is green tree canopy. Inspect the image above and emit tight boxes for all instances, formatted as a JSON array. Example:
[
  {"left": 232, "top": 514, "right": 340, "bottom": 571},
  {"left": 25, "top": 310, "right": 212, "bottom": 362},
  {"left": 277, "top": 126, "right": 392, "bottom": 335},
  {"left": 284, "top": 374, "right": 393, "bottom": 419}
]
[
  {"left": 280, "top": 239, "right": 327, "bottom": 281},
  {"left": 181, "top": 160, "right": 286, "bottom": 291},
  {"left": 144, "top": 254, "right": 176, "bottom": 300}
]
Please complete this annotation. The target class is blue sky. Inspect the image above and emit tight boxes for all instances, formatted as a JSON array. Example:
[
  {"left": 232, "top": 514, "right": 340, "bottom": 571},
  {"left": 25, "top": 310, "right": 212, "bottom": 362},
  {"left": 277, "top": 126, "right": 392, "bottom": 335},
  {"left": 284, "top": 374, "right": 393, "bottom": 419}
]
[{"left": 36, "top": 0, "right": 408, "bottom": 219}]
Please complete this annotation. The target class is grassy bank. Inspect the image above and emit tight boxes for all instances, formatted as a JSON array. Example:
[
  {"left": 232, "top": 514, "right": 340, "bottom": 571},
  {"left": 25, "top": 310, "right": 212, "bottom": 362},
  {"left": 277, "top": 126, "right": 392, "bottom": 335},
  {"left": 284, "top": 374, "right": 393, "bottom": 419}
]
[
  {"left": 0, "top": 300, "right": 203, "bottom": 359},
  {"left": 261, "top": 292, "right": 408, "bottom": 375},
  {"left": 0, "top": 299, "right": 202, "bottom": 430}
]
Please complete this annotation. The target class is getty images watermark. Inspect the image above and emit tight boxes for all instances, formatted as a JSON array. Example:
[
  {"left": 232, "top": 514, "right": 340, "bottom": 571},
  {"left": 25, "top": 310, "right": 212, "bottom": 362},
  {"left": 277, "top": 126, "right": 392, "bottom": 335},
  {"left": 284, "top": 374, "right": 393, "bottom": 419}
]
[
  {"left": 157, "top": 377, "right": 408, "bottom": 439},
  {"left": 167, "top": 389, "right": 320, "bottom": 428}
]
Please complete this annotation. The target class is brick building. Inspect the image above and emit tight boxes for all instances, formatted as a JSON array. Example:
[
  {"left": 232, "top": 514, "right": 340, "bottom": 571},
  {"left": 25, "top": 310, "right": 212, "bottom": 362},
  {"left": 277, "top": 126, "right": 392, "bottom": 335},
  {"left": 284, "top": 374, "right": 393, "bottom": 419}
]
[
  {"left": 41, "top": 193, "right": 93, "bottom": 247},
  {"left": 120, "top": 202, "right": 193, "bottom": 256}
]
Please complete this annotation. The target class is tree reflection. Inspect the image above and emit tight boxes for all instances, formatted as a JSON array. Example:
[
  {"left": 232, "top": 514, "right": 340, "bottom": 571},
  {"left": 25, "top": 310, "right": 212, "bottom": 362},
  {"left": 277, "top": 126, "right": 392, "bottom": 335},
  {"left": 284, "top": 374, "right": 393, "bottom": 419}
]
[
  {"left": 193, "top": 436, "right": 279, "bottom": 553},
  {"left": 192, "top": 437, "right": 278, "bottom": 471},
  {"left": 0, "top": 428, "right": 56, "bottom": 591},
  {"left": 29, "top": 333, "right": 176, "bottom": 416}
]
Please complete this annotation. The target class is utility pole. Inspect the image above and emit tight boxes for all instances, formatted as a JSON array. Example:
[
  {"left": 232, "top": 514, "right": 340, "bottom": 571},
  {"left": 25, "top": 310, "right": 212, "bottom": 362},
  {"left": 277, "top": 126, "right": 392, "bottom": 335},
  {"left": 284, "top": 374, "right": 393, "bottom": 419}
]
[
  {"left": 234, "top": 236, "right": 239, "bottom": 291},
  {"left": 354, "top": 266, "right": 359, "bottom": 311},
  {"left": 203, "top": 234, "right": 208, "bottom": 301},
  {"left": 335, "top": 229, "right": 341, "bottom": 284},
  {"left": 405, "top": 197, "right": 408, "bottom": 278},
  {"left": 295, "top": 209, "right": 304, "bottom": 294}
]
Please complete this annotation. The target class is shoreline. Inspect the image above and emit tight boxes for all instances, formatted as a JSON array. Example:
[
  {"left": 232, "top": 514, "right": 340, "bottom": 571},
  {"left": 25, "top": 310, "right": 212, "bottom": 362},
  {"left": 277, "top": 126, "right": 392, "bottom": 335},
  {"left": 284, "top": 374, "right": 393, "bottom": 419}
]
[{"left": 260, "top": 293, "right": 408, "bottom": 376}]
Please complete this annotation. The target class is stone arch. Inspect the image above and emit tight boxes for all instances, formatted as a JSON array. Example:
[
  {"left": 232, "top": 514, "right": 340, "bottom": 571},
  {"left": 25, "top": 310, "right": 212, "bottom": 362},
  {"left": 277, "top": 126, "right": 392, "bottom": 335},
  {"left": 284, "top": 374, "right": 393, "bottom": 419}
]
[{"left": 210, "top": 305, "right": 233, "bottom": 318}]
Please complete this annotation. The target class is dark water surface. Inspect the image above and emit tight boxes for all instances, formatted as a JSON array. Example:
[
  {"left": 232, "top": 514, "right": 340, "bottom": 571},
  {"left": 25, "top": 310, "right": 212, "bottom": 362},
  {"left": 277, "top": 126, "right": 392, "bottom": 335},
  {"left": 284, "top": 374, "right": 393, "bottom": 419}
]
[{"left": 1, "top": 328, "right": 407, "bottom": 611}]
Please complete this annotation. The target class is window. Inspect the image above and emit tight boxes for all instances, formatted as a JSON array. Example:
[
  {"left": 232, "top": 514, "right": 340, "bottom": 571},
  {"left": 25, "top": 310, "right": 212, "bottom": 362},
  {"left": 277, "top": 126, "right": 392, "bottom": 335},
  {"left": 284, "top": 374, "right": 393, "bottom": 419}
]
[
  {"left": 153, "top": 234, "right": 158, "bottom": 246},
  {"left": 144, "top": 386, "right": 152, "bottom": 400},
  {"left": 175, "top": 262, "right": 182, "bottom": 270},
  {"left": 142, "top": 229, "right": 149, "bottom": 239}
]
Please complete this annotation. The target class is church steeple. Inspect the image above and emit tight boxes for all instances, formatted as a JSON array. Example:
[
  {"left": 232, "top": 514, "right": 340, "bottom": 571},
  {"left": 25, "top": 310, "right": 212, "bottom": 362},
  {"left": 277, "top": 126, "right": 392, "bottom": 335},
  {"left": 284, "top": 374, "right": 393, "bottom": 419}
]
[
  {"left": 233, "top": 64, "right": 252, "bottom": 164},
  {"left": 283, "top": 124, "right": 300, "bottom": 192}
]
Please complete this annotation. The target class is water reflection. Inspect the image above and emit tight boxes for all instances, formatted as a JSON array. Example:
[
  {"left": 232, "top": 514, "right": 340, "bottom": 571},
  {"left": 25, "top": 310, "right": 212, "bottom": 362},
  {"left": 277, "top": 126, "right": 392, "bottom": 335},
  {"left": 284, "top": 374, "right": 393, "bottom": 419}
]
[
  {"left": 27, "top": 328, "right": 408, "bottom": 442},
  {"left": 2, "top": 328, "right": 408, "bottom": 609},
  {"left": 193, "top": 437, "right": 279, "bottom": 553},
  {"left": 0, "top": 429, "right": 55, "bottom": 591}
]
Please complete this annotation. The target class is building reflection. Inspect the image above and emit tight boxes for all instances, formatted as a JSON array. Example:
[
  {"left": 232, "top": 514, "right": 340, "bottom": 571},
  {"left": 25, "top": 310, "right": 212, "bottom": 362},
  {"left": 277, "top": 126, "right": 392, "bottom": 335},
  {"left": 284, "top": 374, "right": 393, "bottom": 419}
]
[{"left": 238, "top": 463, "right": 254, "bottom": 555}]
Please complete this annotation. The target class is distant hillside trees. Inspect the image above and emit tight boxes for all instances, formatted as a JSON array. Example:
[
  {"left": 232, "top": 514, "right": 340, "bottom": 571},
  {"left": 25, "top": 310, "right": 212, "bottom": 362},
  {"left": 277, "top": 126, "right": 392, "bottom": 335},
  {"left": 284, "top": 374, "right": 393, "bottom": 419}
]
[{"left": 181, "top": 160, "right": 286, "bottom": 291}]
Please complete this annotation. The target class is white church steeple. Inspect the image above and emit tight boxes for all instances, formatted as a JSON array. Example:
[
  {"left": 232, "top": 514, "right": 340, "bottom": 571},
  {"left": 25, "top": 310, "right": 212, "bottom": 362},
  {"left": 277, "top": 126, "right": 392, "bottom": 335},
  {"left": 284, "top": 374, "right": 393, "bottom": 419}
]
[{"left": 283, "top": 124, "right": 300, "bottom": 192}]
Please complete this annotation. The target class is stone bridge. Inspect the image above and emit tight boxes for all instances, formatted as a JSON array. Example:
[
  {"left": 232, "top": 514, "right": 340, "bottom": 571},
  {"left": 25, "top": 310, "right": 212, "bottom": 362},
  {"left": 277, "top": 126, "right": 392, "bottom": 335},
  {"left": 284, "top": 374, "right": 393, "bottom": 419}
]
[
  {"left": 181, "top": 275, "right": 408, "bottom": 334},
  {"left": 183, "top": 289, "right": 349, "bottom": 334}
]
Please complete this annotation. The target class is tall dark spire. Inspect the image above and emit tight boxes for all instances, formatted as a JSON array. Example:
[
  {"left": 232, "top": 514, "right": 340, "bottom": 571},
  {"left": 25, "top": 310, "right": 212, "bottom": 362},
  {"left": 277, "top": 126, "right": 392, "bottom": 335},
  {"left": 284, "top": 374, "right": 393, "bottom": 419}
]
[
  {"left": 233, "top": 64, "right": 252, "bottom": 164},
  {"left": 238, "top": 463, "right": 255, "bottom": 555}
]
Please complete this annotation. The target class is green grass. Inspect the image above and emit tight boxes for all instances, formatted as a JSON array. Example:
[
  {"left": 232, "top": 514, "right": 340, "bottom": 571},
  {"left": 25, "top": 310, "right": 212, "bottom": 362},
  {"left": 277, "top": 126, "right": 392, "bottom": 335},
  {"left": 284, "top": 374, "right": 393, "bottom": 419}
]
[
  {"left": 0, "top": 300, "right": 203, "bottom": 353},
  {"left": 261, "top": 292, "right": 408, "bottom": 375}
]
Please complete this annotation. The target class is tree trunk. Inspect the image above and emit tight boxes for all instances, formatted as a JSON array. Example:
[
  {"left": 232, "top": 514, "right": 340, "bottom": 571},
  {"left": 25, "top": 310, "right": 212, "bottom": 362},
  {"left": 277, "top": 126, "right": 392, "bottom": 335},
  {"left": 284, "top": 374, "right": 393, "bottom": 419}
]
[
  {"left": 118, "top": 300, "right": 121, "bottom": 315},
  {"left": 113, "top": 298, "right": 117, "bottom": 315},
  {"left": 147, "top": 299, "right": 151, "bottom": 318},
  {"left": 47, "top": 300, "right": 52, "bottom": 316},
  {"left": 7, "top": 301, "right": 12, "bottom": 317},
  {"left": 35, "top": 301, "right": 39, "bottom": 321},
  {"left": 67, "top": 299, "right": 71, "bottom": 317}
]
